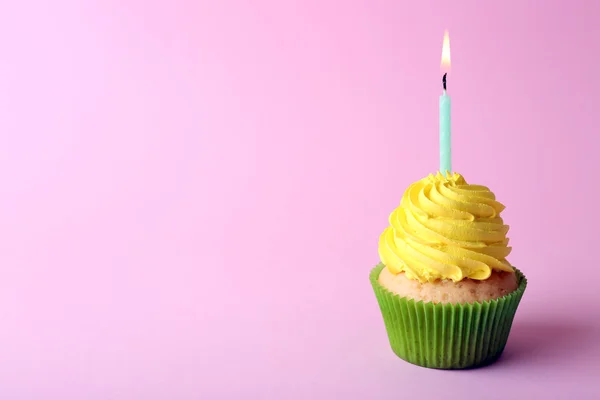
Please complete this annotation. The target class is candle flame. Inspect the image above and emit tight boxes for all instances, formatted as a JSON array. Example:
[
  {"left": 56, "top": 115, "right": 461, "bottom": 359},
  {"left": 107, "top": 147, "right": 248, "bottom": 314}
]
[{"left": 440, "top": 30, "right": 451, "bottom": 72}]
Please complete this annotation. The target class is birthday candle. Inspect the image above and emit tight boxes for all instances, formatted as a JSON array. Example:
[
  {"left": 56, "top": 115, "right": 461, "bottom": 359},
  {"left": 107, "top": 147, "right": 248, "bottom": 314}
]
[{"left": 440, "top": 30, "right": 452, "bottom": 175}]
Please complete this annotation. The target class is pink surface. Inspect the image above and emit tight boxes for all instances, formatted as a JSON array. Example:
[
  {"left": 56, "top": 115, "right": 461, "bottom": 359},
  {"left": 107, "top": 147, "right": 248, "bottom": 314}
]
[{"left": 1, "top": 1, "right": 599, "bottom": 399}]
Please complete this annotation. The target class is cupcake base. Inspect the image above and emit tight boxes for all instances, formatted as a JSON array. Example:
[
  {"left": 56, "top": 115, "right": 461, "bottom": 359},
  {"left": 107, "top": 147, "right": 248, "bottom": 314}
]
[{"left": 370, "top": 263, "right": 527, "bottom": 369}]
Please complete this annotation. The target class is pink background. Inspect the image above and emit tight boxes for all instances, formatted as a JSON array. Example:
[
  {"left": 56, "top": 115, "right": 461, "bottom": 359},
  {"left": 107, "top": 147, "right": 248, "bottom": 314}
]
[{"left": 1, "top": 0, "right": 599, "bottom": 399}]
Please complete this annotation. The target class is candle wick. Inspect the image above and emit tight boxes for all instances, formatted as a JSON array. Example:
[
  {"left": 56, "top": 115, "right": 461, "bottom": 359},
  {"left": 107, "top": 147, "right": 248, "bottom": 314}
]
[{"left": 442, "top": 73, "right": 447, "bottom": 91}]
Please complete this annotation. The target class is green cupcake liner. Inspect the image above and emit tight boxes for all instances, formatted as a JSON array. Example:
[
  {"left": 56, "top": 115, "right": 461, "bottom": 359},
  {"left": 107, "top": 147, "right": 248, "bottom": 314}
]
[{"left": 370, "top": 263, "right": 527, "bottom": 369}]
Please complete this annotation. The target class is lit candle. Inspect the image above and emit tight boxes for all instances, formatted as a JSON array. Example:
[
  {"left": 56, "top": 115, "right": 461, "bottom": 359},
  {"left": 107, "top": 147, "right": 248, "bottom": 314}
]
[{"left": 440, "top": 30, "right": 452, "bottom": 175}]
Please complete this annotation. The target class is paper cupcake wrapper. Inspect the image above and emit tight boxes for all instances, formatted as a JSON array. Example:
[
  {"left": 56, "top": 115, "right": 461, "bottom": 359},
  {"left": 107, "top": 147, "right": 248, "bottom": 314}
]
[{"left": 370, "top": 263, "right": 527, "bottom": 369}]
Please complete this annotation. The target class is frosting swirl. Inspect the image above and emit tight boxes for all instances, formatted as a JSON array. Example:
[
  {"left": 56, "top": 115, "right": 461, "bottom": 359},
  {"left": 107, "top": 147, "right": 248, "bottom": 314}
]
[{"left": 378, "top": 172, "right": 514, "bottom": 282}]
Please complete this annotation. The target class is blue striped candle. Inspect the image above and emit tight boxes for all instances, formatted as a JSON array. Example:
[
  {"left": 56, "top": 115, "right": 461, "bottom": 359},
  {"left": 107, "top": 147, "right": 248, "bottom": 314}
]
[
  {"left": 440, "top": 75, "right": 451, "bottom": 174},
  {"left": 440, "top": 31, "right": 452, "bottom": 175}
]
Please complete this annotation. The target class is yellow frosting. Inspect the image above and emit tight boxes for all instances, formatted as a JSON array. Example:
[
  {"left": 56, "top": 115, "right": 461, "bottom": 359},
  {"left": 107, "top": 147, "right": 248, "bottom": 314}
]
[{"left": 378, "top": 172, "right": 514, "bottom": 282}]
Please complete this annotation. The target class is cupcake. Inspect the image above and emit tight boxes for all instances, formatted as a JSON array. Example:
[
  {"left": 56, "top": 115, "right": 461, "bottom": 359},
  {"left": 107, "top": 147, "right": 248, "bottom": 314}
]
[{"left": 370, "top": 172, "right": 527, "bottom": 369}]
